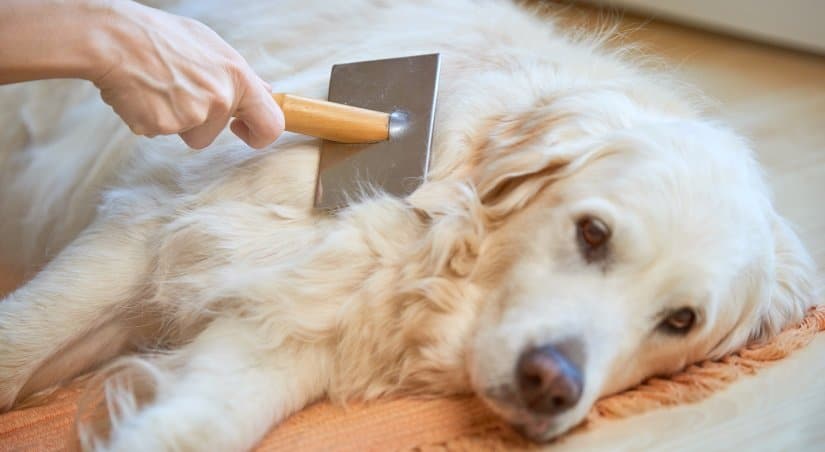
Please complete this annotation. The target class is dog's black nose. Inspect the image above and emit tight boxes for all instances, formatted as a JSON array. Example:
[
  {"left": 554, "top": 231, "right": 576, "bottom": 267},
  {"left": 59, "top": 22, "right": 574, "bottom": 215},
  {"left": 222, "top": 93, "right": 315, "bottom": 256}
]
[{"left": 516, "top": 344, "right": 583, "bottom": 415}]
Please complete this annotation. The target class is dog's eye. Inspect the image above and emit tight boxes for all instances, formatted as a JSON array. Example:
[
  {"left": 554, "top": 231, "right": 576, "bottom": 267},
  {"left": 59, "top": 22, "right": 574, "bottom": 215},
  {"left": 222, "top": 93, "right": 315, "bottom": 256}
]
[
  {"left": 576, "top": 216, "right": 610, "bottom": 262},
  {"left": 660, "top": 308, "right": 697, "bottom": 335}
]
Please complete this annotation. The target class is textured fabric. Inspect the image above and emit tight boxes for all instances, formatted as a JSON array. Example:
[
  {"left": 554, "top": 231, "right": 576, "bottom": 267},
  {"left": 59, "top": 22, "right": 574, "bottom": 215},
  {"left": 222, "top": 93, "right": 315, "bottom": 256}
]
[{"left": 1, "top": 262, "right": 822, "bottom": 452}]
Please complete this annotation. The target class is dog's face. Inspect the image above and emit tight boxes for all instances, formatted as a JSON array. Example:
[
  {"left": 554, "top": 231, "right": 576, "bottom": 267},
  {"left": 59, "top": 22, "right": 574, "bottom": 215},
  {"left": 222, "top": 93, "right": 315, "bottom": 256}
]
[{"left": 462, "top": 114, "right": 814, "bottom": 440}]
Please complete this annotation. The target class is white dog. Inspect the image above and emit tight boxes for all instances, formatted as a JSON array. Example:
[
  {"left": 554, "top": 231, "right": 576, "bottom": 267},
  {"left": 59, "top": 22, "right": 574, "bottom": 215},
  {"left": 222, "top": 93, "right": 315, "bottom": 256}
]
[{"left": 0, "top": 0, "right": 816, "bottom": 450}]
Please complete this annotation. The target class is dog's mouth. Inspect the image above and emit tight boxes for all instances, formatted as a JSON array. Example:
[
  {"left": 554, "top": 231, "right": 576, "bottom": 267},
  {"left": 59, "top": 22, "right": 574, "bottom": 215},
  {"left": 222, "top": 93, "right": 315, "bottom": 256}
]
[{"left": 481, "top": 386, "right": 568, "bottom": 442}]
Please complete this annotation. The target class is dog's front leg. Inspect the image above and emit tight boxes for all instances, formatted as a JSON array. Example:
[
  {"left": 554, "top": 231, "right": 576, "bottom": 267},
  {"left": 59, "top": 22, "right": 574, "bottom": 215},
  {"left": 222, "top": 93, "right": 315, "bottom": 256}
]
[
  {"left": 95, "top": 317, "right": 329, "bottom": 452},
  {"left": 0, "top": 220, "right": 153, "bottom": 410}
]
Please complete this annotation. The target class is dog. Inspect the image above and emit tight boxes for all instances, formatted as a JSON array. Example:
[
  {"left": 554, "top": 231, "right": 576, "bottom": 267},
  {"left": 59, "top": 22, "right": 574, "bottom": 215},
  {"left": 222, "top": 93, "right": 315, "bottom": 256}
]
[{"left": 0, "top": 0, "right": 816, "bottom": 450}]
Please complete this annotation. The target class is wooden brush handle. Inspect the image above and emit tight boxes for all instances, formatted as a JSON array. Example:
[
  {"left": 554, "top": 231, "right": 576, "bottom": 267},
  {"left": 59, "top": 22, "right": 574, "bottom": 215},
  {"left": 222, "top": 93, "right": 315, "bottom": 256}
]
[{"left": 272, "top": 93, "right": 390, "bottom": 143}]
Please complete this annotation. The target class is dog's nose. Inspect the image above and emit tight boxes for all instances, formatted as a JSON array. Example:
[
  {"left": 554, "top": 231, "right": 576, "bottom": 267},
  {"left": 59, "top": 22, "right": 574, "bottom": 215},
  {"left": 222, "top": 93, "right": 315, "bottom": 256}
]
[{"left": 516, "top": 344, "right": 583, "bottom": 415}]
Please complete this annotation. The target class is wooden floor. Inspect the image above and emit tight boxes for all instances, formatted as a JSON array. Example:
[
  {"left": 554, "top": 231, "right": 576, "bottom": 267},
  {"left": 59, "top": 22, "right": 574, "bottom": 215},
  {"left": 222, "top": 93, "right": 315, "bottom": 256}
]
[{"left": 546, "top": 7, "right": 825, "bottom": 451}]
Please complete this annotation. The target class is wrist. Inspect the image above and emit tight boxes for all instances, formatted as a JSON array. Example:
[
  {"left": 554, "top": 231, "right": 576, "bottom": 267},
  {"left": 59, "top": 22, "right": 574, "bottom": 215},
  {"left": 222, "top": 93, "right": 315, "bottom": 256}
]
[
  {"left": 0, "top": 0, "right": 125, "bottom": 83},
  {"left": 82, "top": 0, "right": 164, "bottom": 84},
  {"left": 74, "top": 0, "right": 126, "bottom": 82}
]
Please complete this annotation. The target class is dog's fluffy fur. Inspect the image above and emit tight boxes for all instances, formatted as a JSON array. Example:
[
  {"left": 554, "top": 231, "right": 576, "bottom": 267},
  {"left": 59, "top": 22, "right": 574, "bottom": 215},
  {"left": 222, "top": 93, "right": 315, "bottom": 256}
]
[{"left": 0, "top": 0, "right": 817, "bottom": 450}]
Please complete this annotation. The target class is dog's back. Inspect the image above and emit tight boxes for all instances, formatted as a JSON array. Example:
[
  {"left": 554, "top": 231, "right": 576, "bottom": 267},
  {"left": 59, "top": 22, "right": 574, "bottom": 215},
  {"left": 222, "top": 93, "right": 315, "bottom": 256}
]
[{"left": 0, "top": 0, "right": 643, "bottom": 270}]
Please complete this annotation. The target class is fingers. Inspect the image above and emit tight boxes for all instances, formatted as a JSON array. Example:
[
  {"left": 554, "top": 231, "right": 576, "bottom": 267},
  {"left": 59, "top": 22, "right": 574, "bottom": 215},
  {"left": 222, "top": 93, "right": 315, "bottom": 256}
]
[
  {"left": 229, "top": 119, "right": 253, "bottom": 145},
  {"left": 176, "top": 76, "right": 282, "bottom": 150},
  {"left": 231, "top": 75, "right": 285, "bottom": 149},
  {"left": 181, "top": 74, "right": 283, "bottom": 150},
  {"left": 178, "top": 109, "right": 232, "bottom": 150}
]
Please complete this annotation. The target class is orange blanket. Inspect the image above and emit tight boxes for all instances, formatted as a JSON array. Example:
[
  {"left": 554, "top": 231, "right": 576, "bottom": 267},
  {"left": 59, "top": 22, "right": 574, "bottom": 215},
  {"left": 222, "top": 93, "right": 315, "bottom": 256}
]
[{"left": 1, "top": 264, "right": 823, "bottom": 451}]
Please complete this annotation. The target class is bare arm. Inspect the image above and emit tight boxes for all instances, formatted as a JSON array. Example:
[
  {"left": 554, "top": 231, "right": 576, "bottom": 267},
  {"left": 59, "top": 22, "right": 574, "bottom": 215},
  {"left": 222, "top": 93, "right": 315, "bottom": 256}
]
[
  {"left": 0, "top": 0, "right": 284, "bottom": 149},
  {"left": 0, "top": 0, "right": 108, "bottom": 83}
]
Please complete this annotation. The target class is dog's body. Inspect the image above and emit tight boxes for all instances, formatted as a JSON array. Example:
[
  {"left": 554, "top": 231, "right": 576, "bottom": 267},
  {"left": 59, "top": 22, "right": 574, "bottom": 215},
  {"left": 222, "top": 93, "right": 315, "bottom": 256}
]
[{"left": 0, "top": 0, "right": 816, "bottom": 450}]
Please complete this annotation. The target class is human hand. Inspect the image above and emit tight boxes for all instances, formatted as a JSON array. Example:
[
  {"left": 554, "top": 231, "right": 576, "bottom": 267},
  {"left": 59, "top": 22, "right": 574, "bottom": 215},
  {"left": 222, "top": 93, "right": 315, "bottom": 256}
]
[{"left": 91, "top": 1, "right": 284, "bottom": 149}]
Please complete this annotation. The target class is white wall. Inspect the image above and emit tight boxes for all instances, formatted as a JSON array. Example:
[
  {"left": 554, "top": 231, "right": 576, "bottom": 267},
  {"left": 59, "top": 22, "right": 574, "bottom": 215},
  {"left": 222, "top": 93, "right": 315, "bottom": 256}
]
[{"left": 585, "top": 0, "right": 825, "bottom": 54}]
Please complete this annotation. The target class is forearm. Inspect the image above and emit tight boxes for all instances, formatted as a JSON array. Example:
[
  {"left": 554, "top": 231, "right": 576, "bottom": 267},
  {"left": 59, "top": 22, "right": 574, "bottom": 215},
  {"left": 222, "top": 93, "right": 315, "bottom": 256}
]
[
  {"left": 0, "top": 0, "right": 117, "bottom": 84},
  {"left": 0, "top": 0, "right": 284, "bottom": 148}
]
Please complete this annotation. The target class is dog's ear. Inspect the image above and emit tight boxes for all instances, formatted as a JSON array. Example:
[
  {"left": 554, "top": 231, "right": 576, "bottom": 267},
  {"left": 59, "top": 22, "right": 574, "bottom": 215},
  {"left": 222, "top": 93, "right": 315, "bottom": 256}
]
[
  {"left": 752, "top": 214, "right": 817, "bottom": 340},
  {"left": 468, "top": 106, "right": 610, "bottom": 220},
  {"left": 406, "top": 102, "right": 612, "bottom": 279}
]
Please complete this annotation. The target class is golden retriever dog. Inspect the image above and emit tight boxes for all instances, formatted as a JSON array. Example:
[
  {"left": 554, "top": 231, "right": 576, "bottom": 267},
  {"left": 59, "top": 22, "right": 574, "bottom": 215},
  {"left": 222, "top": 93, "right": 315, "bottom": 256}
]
[{"left": 0, "top": 0, "right": 816, "bottom": 450}]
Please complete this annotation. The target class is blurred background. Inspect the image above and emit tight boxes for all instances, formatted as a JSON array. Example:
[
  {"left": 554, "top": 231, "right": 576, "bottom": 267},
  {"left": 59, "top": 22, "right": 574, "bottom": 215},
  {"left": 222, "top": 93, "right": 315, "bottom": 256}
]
[{"left": 584, "top": 0, "right": 825, "bottom": 55}]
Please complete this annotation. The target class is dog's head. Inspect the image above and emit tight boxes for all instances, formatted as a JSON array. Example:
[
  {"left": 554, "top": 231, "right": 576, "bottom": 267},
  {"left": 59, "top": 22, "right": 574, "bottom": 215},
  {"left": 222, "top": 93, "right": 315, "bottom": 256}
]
[{"left": 412, "top": 84, "right": 816, "bottom": 441}]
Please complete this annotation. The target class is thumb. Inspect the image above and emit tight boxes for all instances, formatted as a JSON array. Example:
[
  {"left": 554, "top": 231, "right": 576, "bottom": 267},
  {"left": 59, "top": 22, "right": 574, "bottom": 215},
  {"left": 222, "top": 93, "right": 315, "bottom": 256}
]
[{"left": 232, "top": 77, "right": 284, "bottom": 148}]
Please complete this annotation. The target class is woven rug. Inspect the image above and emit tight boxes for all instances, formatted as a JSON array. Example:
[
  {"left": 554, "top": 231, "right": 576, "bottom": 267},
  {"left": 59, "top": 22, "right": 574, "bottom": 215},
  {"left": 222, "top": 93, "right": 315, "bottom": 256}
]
[{"left": 0, "top": 263, "right": 821, "bottom": 452}]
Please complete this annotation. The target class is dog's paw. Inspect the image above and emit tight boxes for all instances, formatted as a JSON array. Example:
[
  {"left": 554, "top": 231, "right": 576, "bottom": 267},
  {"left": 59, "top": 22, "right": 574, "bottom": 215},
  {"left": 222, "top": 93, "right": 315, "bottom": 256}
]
[
  {"left": 0, "top": 359, "right": 24, "bottom": 412},
  {"left": 0, "top": 347, "right": 25, "bottom": 412},
  {"left": 0, "top": 382, "right": 19, "bottom": 412},
  {"left": 0, "top": 318, "right": 29, "bottom": 411}
]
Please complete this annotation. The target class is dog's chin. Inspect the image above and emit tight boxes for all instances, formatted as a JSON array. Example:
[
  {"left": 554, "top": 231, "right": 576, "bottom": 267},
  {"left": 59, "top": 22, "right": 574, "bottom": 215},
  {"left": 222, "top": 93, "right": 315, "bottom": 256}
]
[
  {"left": 477, "top": 392, "right": 577, "bottom": 443},
  {"left": 512, "top": 416, "right": 560, "bottom": 442}
]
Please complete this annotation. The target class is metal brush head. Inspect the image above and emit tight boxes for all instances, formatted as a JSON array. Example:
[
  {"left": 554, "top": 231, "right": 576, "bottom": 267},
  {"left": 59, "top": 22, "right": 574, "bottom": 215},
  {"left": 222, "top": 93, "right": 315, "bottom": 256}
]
[{"left": 313, "top": 53, "right": 440, "bottom": 211}]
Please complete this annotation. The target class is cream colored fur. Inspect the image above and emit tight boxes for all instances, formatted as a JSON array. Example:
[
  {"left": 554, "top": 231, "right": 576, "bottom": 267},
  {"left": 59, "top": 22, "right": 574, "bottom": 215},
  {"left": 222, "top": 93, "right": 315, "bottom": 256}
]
[{"left": 0, "top": 0, "right": 817, "bottom": 450}]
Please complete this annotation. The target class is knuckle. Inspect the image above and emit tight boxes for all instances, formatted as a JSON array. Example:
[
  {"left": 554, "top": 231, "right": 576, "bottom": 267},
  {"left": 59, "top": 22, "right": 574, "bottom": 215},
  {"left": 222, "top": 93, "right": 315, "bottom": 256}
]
[
  {"left": 219, "top": 56, "right": 244, "bottom": 79},
  {"left": 225, "top": 56, "right": 243, "bottom": 71},
  {"left": 181, "top": 17, "right": 206, "bottom": 32},
  {"left": 158, "top": 124, "right": 180, "bottom": 135},
  {"left": 212, "top": 94, "right": 233, "bottom": 115},
  {"left": 128, "top": 123, "right": 146, "bottom": 136},
  {"left": 225, "top": 52, "right": 247, "bottom": 68},
  {"left": 185, "top": 110, "right": 209, "bottom": 129}
]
